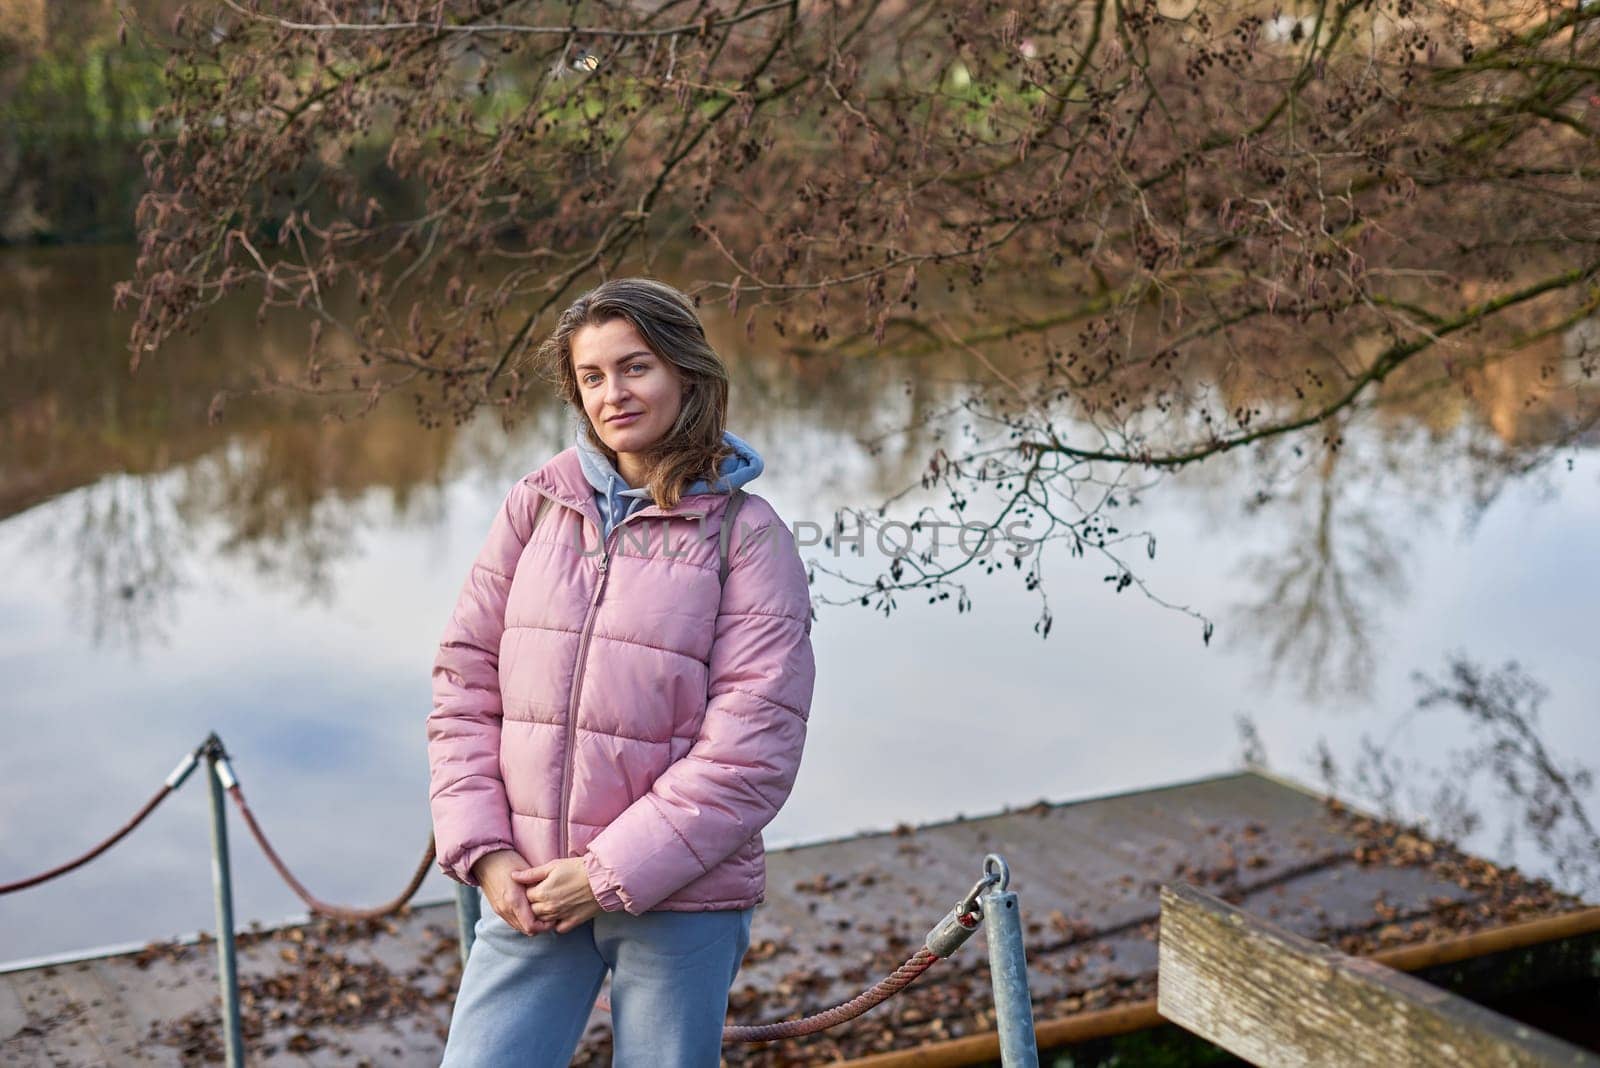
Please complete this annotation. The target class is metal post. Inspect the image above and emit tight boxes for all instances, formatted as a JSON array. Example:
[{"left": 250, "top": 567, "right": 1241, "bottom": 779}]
[
  {"left": 203, "top": 735, "right": 245, "bottom": 1068},
  {"left": 455, "top": 883, "right": 481, "bottom": 967},
  {"left": 980, "top": 853, "right": 1039, "bottom": 1067}
]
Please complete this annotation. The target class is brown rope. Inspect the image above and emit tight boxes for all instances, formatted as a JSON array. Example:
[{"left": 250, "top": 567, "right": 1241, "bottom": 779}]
[
  {"left": 226, "top": 783, "right": 436, "bottom": 921},
  {"left": 723, "top": 947, "right": 944, "bottom": 1042},
  {"left": 0, "top": 781, "right": 178, "bottom": 895},
  {"left": 590, "top": 946, "right": 945, "bottom": 1043}
]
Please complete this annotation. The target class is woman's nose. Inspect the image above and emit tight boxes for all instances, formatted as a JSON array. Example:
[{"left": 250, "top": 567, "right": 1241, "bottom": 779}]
[{"left": 604, "top": 376, "right": 631, "bottom": 404}]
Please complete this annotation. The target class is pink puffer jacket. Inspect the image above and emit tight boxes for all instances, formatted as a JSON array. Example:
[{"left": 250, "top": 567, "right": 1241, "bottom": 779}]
[{"left": 426, "top": 445, "right": 815, "bottom": 915}]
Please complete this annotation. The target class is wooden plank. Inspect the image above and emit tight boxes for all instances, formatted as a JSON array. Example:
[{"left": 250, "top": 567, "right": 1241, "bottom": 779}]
[{"left": 1157, "top": 882, "right": 1599, "bottom": 1068}]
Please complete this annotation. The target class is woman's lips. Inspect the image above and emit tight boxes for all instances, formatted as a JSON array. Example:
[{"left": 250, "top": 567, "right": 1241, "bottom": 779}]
[{"left": 607, "top": 412, "right": 642, "bottom": 426}]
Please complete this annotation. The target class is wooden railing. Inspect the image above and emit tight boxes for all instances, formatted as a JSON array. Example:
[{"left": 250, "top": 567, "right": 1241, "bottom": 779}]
[{"left": 1158, "top": 883, "right": 1599, "bottom": 1067}]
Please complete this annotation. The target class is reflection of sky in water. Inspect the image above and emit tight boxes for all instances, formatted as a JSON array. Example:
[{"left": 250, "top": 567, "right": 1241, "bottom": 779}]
[{"left": 0, "top": 409, "right": 1596, "bottom": 963}]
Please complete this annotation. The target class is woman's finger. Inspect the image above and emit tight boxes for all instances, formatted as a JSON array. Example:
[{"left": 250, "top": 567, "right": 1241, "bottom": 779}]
[
  {"left": 510, "top": 895, "right": 539, "bottom": 935},
  {"left": 509, "top": 862, "right": 556, "bottom": 885},
  {"left": 494, "top": 899, "right": 523, "bottom": 935},
  {"left": 492, "top": 884, "right": 530, "bottom": 935}
]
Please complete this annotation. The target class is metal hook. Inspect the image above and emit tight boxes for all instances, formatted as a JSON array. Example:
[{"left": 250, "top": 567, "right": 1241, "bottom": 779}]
[
  {"left": 983, "top": 853, "right": 1011, "bottom": 892},
  {"left": 959, "top": 867, "right": 1001, "bottom": 920},
  {"left": 201, "top": 732, "right": 228, "bottom": 762}
]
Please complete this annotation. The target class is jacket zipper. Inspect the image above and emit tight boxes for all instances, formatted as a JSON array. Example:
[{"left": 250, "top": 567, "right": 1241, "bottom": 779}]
[{"left": 555, "top": 501, "right": 707, "bottom": 859}]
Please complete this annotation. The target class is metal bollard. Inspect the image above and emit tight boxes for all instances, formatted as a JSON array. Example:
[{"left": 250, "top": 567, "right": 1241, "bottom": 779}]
[
  {"left": 980, "top": 853, "right": 1039, "bottom": 1067},
  {"left": 203, "top": 735, "right": 245, "bottom": 1068},
  {"left": 454, "top": 882, "right": 481, "bottom": 967}
]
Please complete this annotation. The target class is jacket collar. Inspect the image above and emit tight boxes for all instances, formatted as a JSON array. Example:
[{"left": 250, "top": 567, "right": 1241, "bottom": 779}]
[
  {"left": 527, "top": 446, "right": 600, "bottom": 512},
  {"left": 527, "top": 440, "right": 748, "bottom": 528}
]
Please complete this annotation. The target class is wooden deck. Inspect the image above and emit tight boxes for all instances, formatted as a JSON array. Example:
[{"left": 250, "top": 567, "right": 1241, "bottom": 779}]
[{"left": 2, "top": 770, "right": 1592, "bottom": 1066}]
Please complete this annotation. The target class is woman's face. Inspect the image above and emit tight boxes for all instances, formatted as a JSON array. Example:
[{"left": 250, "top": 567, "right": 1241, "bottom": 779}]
[{"left": 572, "top": 318, "right": 686, "bottom": 458}]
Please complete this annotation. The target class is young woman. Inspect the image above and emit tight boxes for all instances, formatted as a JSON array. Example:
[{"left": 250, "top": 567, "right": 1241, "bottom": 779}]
[{"left": 426, "top": 277, "right": 816, "bottom": 1066}]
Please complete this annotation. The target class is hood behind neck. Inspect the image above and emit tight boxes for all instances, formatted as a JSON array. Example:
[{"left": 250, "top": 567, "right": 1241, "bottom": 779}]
[{"left": 574, "top": 420, "right": 764, "bottom": 503}]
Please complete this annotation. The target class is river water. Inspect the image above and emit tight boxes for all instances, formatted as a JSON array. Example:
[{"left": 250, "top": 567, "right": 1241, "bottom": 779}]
[{"left": 1, "top": 245, "right": 1596, "bottom": 963}]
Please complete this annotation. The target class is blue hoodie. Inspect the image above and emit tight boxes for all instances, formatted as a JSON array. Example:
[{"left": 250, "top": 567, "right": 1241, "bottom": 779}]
[{"left": 574, "top": 419, "right": 765, "bottom": 540}]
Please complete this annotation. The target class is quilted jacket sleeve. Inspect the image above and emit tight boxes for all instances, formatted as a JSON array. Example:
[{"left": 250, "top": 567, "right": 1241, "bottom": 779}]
[
  {"left": 426, "top": 478, "right": 536, "bottom": 886},
  {"left": 581, "top": 508, "right": 815, "bottom": 915}
]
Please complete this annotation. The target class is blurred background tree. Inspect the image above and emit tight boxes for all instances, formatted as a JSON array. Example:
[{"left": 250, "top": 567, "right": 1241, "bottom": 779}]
[{"left": 0, "top": 0, "right": 178, "bottom": 242}]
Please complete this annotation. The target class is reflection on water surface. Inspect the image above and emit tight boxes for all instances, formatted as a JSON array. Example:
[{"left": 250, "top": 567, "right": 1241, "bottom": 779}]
[{"left": 0, "top": 245, "right": 1595, "bottom": 961}]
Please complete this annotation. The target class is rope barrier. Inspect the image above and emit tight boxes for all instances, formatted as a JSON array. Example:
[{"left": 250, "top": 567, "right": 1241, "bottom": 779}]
[
  {"left": 225, "top": 779, "right": 436, "bottom": 921},
  {"left": 0, "top": 739, "right": 433, "bottom": 922},
  {"left": 725, "top": 947, "right": 944, "bottom": 1042},
  {"left": 0, "top": 748, "right": 200, "bottom": 895},
  {"left": 585, "top": 947, "right": 947, "bottom": 1042},
  {"left": 0, "top": 732, "right": 1002, "bottom": 1047},
  {"left": 31, "top": 728, "right": 1562, "bottom": 1058},
  {"left": 596, "top": 884, "right": 993, "bottom": 1042}
]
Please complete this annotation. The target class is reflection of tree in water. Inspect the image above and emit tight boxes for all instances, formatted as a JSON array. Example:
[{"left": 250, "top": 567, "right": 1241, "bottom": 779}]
[
  {"left": 1221, "top": 348, "right": 1597, "bottom": 706},
  {"left": 1287, "top": 654, "right": 1600, "bottom": 897},
  {"left": 48, "top": 473, "right": 189, "bottom": 652},
  {"left": 176, "top": 440, "right": 358, "bottom": 607},
  {"left": 1225, "top": 432, "right": 1410, "bottom": 704},
  {"left": 165, "top": 402, "right": 558, "bottom": 612}
]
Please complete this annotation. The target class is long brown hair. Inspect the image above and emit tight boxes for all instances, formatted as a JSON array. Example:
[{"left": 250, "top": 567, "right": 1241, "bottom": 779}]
[{"left": 530, "top": 277, "right": 733, "bottom": 510}]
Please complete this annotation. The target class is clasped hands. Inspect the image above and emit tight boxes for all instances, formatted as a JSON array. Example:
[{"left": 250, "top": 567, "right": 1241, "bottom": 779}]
[{"left": 471, "top": 849, "right": 604, "bottom": 937}]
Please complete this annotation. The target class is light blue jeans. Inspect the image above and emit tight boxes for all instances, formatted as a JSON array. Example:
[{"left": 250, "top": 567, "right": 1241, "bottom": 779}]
[{"left": 439, "top": 892, "right": 754, "bottom": 1067}]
